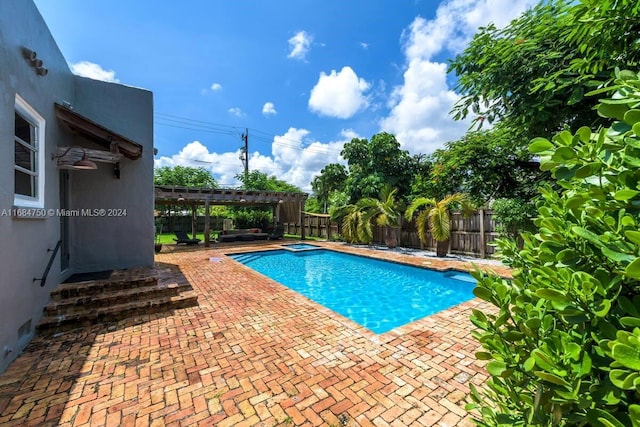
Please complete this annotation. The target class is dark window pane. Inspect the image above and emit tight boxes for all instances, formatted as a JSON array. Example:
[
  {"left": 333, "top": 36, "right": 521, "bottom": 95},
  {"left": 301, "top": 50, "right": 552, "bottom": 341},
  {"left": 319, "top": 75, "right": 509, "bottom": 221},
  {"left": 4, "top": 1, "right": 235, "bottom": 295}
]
[
  {"left": 15, "top": 113, "right": 33, "bottom": 145},
  {"left": 14, "top": 141, "right": 34, "bottom": 171},
  {"left": 15, "top": 169, "right": 34, "bottom": 197}
]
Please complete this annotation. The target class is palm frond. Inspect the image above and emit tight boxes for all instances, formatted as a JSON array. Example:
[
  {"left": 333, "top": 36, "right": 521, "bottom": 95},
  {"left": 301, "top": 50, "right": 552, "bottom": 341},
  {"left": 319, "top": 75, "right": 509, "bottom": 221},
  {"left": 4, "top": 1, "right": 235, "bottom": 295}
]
[
  {"left": 357, "top": 213, "right": 374, "bottom": 243},
  {"left": 438, "top": 193, "right": 474, "bottom": 214},
  {"left": 359, "top": 206, "right": 379, "bottom": 232},
  {"left": 379, "top": 184, "right": 396, "bottom": 203},
  {"left": 376, "top": 213, "right": 390, "bottom": 227},
  {"left": 330, "top": 204, "right": 353, "bottom": 223},
  {"left": 429, "top": 206, "right": 450, "bottom": 242},
  {"left": 341, "top": 209, "right": 361, "bottom": 243},
  {"left": 405, "top": 197, "right": 436, "bottom": 221},
  {"left": 439, "top": 193, "right": 464, "bottom": 205},
  {"left": 415, "top": 209, "right": 431, "bottom": 244},
  {"left": 356, "top": 198, "right": 379, "bottom": 210}
]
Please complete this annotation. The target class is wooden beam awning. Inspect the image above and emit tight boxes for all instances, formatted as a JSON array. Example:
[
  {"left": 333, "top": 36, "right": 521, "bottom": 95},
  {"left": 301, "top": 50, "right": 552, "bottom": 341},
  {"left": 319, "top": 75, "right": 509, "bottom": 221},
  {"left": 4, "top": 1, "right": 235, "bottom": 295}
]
[
  {"left": 54, "top": 146, "right": 123, "bottom": 169},
  {"left": 55, "top": 103, "right": 143, "bottom": 160}
]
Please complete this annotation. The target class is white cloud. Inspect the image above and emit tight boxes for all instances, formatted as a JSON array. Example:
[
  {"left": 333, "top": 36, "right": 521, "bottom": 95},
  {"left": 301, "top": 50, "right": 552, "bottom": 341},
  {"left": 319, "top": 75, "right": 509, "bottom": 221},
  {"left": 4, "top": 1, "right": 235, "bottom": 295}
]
[
  {"left": 308, "top": 66, "right": 370, "bottom": 119},
  {"left": 380, "top": 0, "right": 537, "bottom": 155},
  {"left": 270, "top": 128, "right": 351, "bottom": 190},
  {"left": 228, "top": 107, "right": 244, "bottom": 117},
  {"left": 287, "top": 30, "right": 313, "bottom": 61},
  {"left": 154, "top": 141, "right": 274, "bottom": 186},
  {"left": 262, "top": 102, "right": 277, "bottom": 116},
  {"left": 154, "top": 129, "right": 355, "bottom": 192},
  {"left": 360, "top": 42, "right": 369, "bottom": 49},
  {"left": 210, "top": 83, "right": 223, "bottom": 91},
  {"left": 70, "top": 61, "right": 120, "bottom": 83}
]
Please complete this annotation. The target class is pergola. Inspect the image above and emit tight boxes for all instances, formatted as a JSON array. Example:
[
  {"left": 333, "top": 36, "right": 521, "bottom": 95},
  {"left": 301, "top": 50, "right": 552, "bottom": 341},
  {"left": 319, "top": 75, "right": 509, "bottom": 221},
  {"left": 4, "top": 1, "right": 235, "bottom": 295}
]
[{"left": 154, "top": 185, "right": 309, "bottom": 246}]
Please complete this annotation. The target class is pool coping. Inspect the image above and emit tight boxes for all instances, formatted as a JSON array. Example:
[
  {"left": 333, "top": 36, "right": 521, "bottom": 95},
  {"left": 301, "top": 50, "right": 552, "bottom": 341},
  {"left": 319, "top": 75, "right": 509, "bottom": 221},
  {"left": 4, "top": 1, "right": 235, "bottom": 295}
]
[
  {"left": 227, "top": 245, "right": 481, "bottom": 335},
  {"left": 226, "top": 241, "right": 511, "bottom": 277},
  {"left": 224, "top": 241, "right": 511, "bottom": 337}
]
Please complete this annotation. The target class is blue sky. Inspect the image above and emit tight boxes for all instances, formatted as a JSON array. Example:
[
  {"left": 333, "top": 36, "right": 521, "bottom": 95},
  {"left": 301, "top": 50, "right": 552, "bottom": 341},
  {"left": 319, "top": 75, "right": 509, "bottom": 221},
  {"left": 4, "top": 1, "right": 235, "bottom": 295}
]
[{"left": 34, "top": 0, "right": 538, "bottom": 191}]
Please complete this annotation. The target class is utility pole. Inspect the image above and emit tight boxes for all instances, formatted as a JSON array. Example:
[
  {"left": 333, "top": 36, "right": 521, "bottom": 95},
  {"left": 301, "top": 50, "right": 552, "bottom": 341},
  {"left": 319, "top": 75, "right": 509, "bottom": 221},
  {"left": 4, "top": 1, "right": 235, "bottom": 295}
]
[{"left": 241, "top": 128, "right": 249, "bottom": 183}]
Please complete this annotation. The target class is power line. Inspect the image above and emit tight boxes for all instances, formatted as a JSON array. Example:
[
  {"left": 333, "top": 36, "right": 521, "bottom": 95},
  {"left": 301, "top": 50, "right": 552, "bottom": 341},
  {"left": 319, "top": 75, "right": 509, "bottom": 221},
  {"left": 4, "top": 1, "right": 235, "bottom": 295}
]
[
  {"left": 153, "top": 112, "right": 345, "bottom": 155},
  {"left": 155, "top": 112, "right": 244, "bottom": 134}
]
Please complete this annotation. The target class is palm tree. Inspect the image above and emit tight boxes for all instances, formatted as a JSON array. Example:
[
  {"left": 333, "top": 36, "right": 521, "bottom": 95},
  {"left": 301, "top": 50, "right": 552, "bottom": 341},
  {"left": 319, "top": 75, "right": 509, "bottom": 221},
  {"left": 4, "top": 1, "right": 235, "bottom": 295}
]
[
  {"left": 358, "top": 185, "right": 403, "bottom": 248},
  {"left": 404, "top": 193, "right": 474, "bottom": 257},
  {"left": 330, "top": 185, "right": 403, "bottom": 248},
  {"left": 331, "top": 203, "right": 370, "bottom": 244}
]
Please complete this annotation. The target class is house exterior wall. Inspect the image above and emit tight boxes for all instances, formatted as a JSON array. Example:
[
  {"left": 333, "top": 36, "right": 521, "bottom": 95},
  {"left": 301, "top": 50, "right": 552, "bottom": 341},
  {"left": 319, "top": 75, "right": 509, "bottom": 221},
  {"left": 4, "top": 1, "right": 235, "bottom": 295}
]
[
  {"left": 0, "top": 0, "right": 154, "bottom": 374},
  {"left": 68, "top": 78, "right": 154, "bottom": 272}
]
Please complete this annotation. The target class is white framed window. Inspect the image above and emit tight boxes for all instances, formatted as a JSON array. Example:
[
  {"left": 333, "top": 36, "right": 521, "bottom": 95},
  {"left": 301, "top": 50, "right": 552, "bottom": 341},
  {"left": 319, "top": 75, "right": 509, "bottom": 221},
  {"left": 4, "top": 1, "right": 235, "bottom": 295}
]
[{"left": 14, "top": 94, "right": 45, "bottom": 208}]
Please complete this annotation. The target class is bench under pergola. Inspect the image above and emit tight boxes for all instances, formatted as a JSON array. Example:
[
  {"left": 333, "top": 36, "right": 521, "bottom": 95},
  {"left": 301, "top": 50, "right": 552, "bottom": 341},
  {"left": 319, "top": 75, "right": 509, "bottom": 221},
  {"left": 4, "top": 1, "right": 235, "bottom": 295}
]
[{"left": 154, "top": 185, "right": 309, "bottom": 246}]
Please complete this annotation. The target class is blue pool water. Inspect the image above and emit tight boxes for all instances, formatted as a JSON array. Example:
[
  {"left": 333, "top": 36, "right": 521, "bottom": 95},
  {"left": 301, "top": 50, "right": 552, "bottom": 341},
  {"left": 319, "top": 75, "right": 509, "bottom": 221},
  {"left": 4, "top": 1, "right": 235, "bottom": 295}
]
[{"left": 229, "top": 249, "right": 476, "bottom": 334}]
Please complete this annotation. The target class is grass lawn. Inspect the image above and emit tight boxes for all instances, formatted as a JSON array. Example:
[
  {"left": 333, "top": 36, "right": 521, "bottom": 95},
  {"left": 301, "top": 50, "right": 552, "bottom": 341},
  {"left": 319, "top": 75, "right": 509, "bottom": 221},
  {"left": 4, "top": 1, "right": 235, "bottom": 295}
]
[
  {"left": 283, "top": 234, "right": 325, "bottom": 241},
  {"left": 156, "top": 232, "right": 327, "bottom": 244},
  {"left": 155, "top": 232, "right": 207, "bottom": 244}
]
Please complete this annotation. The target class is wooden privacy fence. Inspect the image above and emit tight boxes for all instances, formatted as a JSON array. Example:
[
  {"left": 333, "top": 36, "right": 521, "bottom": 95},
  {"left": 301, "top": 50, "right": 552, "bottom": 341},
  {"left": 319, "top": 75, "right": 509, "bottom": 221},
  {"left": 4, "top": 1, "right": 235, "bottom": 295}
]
[
  {"left": 284, "top": 209, "right": 500, "bottom": 259},
  {"left": 283, "top": 214, "right": 337, "bottom": 240}
]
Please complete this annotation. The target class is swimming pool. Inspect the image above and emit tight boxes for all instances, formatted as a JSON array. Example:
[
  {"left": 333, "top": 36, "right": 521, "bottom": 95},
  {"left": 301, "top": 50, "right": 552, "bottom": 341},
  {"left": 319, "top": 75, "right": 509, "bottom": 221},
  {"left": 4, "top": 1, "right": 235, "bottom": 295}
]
[{"left": 229, "top": 249, "right": 476, "bottom": 334}]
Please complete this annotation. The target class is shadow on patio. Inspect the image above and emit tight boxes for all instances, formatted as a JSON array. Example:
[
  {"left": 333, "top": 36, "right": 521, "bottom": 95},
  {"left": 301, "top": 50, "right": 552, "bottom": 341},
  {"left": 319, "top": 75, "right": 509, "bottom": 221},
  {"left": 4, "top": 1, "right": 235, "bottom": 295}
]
[{"left": 0, "top": 261, "right": 195, "bottom": 427}]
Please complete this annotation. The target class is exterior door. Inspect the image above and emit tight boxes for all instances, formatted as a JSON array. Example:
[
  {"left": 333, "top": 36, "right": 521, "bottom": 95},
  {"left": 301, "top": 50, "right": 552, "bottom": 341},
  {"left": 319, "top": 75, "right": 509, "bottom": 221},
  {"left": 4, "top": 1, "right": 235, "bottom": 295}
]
[{"left": 59, "top": 170, "right": 70, "bottom": 271}]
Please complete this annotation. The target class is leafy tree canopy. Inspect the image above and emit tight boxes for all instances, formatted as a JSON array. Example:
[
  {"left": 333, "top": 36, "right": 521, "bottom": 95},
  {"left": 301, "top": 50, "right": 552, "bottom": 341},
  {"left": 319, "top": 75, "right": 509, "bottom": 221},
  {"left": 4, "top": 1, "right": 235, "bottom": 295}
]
[
  {"left": 311, "top": 163, "right": 348, "bottom": 213},
  {"left": 154, "top": 165, "right": 217, "bottom": 188},
  {"left": 341, "top": 132, "right": 416, "bottom": 202},
  {"left": 449, "top": 0, "right": 640, "bottom": 145},
  {"left": 425, "top": 127, "right": 551, "bottom": 204},
  {"left": 236, "top": 170, "right": 301, "bottom": 192}
]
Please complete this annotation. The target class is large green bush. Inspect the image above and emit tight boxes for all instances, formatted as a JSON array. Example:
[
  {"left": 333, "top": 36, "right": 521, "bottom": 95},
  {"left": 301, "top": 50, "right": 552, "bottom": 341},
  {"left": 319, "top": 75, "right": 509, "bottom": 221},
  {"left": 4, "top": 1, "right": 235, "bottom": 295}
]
[
  {"left": 468, "top": 70, "right": 640, "bottom": 426},
  {"left": 491, "top": 198, "right": 536, "bottom": 245},
  {"left": 231, "top": 209, "right": 273, "bottom": 230}
]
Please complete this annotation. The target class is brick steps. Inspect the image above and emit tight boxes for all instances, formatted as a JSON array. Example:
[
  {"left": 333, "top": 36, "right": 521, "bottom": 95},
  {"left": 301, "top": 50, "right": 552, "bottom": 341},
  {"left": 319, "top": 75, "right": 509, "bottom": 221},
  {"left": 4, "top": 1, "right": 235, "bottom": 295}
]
[
  {"left": 50, "top": 276, "right": 158, "bottom": 299},
  {"left": 44, "top": 283, "right": 182, "bottom": 316},
  {"left": 37, "top": 270, "right": 198, "bottom": 335}
]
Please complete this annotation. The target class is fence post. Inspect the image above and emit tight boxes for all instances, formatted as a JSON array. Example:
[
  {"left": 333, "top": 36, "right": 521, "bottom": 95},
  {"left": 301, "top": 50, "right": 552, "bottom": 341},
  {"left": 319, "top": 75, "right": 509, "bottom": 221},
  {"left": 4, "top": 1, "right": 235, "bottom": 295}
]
[
  {"left": 479, "top": 209, "right": 486, "bottom": 258},
  {"left": 300, "top": 201, "right": 306, "bottom": 240},
  {"left": 204, "top": 198, "right": 210, "bottom": 247}
]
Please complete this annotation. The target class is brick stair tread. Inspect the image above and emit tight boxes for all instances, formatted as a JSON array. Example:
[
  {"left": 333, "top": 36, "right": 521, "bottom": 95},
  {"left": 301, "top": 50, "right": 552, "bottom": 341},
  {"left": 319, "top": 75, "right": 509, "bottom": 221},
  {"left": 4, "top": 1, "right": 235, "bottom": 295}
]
[
  {"left": 37, "top": 292, "right": 198, "bottom": 330},
  {"left": 51, "top": 276, "right": 159, "bottom": 299},
  {"left": 44, "top": 283, "right": 181, "bottom": 315}
]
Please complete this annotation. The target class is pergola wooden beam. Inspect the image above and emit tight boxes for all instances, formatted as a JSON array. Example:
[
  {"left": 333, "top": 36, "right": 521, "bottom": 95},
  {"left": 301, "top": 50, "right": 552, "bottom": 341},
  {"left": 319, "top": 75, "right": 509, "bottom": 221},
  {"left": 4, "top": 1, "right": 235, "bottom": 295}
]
[{"left": 154, "top": 185, "right": 307, "bottom": 205}]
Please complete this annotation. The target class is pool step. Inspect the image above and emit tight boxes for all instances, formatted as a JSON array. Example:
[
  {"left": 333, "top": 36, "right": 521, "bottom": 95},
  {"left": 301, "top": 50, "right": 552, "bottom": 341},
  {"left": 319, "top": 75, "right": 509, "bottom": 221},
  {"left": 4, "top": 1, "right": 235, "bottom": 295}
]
[
  {"left": 444, "top": 272, "right": 477, "bottom": 284},
  {"left": 231, "top": 253, "right": 262, "bottom": 264}
]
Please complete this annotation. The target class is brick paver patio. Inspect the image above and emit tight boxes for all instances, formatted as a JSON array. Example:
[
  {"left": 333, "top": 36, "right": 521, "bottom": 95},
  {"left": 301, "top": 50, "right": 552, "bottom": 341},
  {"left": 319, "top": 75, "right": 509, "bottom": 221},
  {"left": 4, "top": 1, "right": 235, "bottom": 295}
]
[{"left": 0, "top": 241, "right": 509, "bottom": 426}]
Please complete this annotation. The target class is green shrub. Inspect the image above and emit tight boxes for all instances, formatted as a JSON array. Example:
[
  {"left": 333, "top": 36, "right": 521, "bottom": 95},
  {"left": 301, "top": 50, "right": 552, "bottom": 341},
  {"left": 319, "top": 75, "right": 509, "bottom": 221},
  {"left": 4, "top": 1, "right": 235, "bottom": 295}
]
[
  {"left": 491, "top": 198, "right": 535, "bottom": 243},
  {"left": 328, "top": 233, "right": 344, "bottom": 242},
  {"left": 232, "top": 209, "right": 273, "bottom": 230},
  {"left": 468, "top": 70, "right": 640, "bottom": 426}
]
